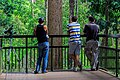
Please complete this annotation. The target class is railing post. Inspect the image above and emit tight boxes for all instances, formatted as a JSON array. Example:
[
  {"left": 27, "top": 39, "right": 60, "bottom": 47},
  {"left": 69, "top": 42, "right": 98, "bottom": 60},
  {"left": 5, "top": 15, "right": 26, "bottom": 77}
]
[
  {"left": 26, "top": 37, "right": 28, "bottom": 73},
  {"left": 105, "top": 35, "right": 108, "bottom": 69},
  {"left": 51, "top": 37, "right": 53, "bottom": 71},
  {"left": 115, "top": 37, "right": 118, "bottom": 77},
  {"left": 0, "top": 38, "right": 2, "bottom": 74}
]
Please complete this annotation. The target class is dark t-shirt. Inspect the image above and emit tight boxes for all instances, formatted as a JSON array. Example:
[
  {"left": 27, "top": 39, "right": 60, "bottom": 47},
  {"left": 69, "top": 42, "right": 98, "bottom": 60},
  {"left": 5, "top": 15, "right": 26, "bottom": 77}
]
[
  {"left": 36, "top": 24, "right": 48, "bottom": 43},
  {"left": 83, "top": 23, "right": 99, "bottom": 42}
]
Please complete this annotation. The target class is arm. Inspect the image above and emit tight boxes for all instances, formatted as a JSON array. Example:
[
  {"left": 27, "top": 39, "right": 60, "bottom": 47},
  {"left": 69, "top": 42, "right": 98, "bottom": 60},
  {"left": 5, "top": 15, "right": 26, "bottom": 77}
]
[
  {"left": 44, "top": 25, "right": 49, "bottom": 38},
  {"left": 97, "top": 25, "right": 99, "bottom": 41},
  {"left": 43, "top": 25, "right": 48, "bottom": 34},
  {"left": 83, "top": 25, "right": 87, "bottom": 35},
  {"left": 67, "top": 24, "right": 70, "bottom": 35}
]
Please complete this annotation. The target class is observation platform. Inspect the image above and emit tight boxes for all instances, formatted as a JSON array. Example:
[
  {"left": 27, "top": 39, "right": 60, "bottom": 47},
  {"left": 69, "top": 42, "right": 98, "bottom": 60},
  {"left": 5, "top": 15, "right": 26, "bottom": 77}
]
[
  {"left": 0, "top": 34, "right": 120, "bottom": 80},
  {"left": 0, "top": 70, "right": 119, "bottom": 80}
]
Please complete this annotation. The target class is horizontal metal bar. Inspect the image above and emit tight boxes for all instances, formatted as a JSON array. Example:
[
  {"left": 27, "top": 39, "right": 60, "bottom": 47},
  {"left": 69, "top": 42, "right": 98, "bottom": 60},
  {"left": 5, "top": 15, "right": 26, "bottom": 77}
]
[
  {"left": 0, "top": 34, "right": 120, "bottom": 38},
  {"left": 99, "top": 57, "right": 120, "bottom": 59}
]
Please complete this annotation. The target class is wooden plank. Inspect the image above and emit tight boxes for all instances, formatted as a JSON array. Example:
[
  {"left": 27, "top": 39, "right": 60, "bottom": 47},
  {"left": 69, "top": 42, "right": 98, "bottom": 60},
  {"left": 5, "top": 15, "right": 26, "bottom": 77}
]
[{"left": 0, "top": 70, "right": 119, "bottom": 80}]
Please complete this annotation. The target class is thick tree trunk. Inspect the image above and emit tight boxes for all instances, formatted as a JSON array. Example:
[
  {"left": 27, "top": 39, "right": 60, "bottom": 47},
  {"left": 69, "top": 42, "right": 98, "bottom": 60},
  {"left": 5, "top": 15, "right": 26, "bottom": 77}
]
[
  {"left": 48, "top": 0, "right": 62, "bottom": 70},
  {"left": 48, "top": 0, "right": 62, "bottom": 35}
]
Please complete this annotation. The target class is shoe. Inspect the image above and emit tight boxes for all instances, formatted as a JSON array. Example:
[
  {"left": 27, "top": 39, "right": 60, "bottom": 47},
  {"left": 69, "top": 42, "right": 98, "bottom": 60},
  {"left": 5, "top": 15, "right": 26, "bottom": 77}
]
[
  {"left": 34, "top": 71, "right": 38, "bottom": 74},
  {"left": 42, "top": 70, "right": 48, "bottom": 73},
  {"left": 73, "top": 67, "right": 77, "bottom": 72},
  {"left": 91, "top": 68, "right": 96, "bottom": 71},
  {"left": 34, "top": 70, "right": 41, "bottom": 74},
  {"left": 69, "top": 67, "right": 74, "bottom": 70},
  {"left": 96, "top": 62, "right": 99, "bottom": 70},
  {"left": 78, "top": 63, "right": 82, "bottom": 71}
]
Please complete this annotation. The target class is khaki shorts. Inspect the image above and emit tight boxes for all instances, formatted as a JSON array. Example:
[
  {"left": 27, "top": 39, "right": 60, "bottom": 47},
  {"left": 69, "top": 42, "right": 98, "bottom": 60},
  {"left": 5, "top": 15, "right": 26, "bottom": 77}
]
[{"left": 69, "top": 42, "right": 81, "bottom": 55}]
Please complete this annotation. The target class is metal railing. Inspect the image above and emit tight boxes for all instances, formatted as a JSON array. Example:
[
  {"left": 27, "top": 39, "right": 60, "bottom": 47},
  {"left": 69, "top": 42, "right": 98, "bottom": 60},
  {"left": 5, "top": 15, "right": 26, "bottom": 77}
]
[
  {"left": 98, "top": 35, "right": 120, "bottom": 77},
  {"left": 0, "top": 34, "right": 119, "bottom": 77}
]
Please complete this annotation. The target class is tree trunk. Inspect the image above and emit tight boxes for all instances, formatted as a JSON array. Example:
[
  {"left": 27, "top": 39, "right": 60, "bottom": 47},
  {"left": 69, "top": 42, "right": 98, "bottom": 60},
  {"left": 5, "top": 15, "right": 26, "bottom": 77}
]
[
  {"left": 102, "top": 0, "right": 109, "bottom": 46},
  {"left": 69, "top": 0, "right": 78, "bottom": 19},
  {"left": 75, "top": 0, "right": 78, "bottom": 17},
  {"left": 31, "top": 0, "right": 34, "bottom": 17},
  {"left": 69, "top": 0, "right": 75, "bottom": 22},
  {"left": 105, "top": 0, "right": 109, "bottom": 46},
  {"left": 45, "top": 0, "right": 48, "bottom": 25},
  {"left": 69, "top": 0, "right": 76, "bottom": 68},
  {"left": 48, "top": 0, "right": 62, "bottom": 70}
]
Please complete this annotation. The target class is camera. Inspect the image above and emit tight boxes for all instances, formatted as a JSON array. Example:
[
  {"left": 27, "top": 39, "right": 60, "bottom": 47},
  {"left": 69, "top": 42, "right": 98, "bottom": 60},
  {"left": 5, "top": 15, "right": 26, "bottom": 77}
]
[{"left": 4, "top": 25, "right": 16, "bottom": 36}]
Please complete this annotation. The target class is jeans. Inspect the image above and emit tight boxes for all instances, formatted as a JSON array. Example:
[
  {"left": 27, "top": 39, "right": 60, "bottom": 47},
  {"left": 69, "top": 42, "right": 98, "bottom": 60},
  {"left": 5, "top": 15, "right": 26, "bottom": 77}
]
[
  {"left": 85, "top": 40, "right": 99, "bottom": 69},
  {"left": 35, "top": 42, "right": 49, "bottom": 72}
]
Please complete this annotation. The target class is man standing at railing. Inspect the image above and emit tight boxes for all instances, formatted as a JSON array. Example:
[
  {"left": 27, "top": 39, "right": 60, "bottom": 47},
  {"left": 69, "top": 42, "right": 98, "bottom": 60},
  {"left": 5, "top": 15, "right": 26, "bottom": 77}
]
[
  {"left": 67, "top": 16, "right": 82, "bottom": 72},
  {"left": 83, "top": 16, "right": 99, "bottom": 71},
  {"left": 34, "top": 17, "right": 49, "bottom": 74}
]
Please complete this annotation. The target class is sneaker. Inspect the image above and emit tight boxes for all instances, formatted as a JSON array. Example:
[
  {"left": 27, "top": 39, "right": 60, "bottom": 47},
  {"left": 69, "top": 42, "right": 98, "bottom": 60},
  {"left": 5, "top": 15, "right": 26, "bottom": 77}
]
[
  {"left": 73, "top": 67, "right": 77, "bottom": 72},
  {"left": 42, "top": 70, "right": 48, "bottom": 73}
]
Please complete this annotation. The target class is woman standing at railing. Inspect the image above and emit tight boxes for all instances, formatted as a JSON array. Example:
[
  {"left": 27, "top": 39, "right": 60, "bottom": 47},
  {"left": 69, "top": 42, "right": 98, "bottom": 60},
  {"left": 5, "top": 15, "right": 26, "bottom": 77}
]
[{"left": 33, "top": 17, "right": 49, "bottom": 74}]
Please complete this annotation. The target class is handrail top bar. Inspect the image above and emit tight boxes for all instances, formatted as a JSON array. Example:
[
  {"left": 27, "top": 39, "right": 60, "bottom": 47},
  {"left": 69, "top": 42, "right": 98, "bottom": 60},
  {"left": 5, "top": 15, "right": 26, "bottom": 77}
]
[{"left": 0, "top": 34, "right": 120, "bottom": 38}]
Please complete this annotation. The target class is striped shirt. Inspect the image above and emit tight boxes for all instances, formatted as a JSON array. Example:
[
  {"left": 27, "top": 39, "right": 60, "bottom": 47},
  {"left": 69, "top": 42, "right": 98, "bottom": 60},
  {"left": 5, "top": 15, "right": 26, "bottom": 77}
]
[{"left": 67, "top": 22, "right": 81, "bottom": 43}]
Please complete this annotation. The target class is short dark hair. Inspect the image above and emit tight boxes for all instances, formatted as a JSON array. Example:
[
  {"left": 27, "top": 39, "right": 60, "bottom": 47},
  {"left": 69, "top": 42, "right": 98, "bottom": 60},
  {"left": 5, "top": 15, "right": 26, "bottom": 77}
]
[
  {"left": 72, "top": 16, "right": 78, "bottom": 22},
  {"left": 88, "top": 16, "right": 94, "bottom": 22},
  {"left": 38, "top": 17, "right": 44, "bottom": 23}
]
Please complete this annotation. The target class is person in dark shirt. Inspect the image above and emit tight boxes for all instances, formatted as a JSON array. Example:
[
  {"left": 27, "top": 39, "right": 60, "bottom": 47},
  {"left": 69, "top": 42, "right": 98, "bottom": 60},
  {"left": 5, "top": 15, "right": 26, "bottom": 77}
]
[
  {"left": 34, "top": 17, "right": 49, "bottom": 74},
  {"left": 83, "top": 16, "right": 99, "bottom": 71}
]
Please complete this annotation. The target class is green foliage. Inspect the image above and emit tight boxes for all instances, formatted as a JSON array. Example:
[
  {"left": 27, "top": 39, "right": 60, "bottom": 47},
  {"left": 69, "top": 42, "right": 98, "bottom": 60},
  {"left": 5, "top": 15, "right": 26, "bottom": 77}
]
[
  {"left": 87, "top": 0, "right": 120, "bottom": 34},
  {"left": 0, "top": 0, "right": 119, "bottom": 35},
  {"left": 62, "top": 0, "right": 69, "bottom": 34},
  {"left": 0, "top": 0, "right": 46, "bottom": 35},
  {"left": 62, "top": 0, "right": 90, "bottom": 34},
  {"left": 77, "top": 1, "right": 90, "bottom": 33}
]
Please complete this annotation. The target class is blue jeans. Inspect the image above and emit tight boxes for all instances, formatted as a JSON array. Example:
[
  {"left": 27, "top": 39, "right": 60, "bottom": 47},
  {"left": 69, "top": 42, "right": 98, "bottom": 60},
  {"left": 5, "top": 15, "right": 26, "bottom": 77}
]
[{"left": 35, "top": 42, "right": 49, "bottom": 72}]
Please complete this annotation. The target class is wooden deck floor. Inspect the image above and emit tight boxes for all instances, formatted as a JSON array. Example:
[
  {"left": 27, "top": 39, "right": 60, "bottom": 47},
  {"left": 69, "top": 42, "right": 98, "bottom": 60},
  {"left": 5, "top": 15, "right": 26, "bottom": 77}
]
[{"left": 0, "top": 70, "right": 119, "bottom": 80}]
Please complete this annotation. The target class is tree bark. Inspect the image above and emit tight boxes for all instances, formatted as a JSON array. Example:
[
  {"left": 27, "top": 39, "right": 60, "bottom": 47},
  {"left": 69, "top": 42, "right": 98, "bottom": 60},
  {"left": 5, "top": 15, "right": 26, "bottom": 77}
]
[
  {"left": 105, "top": 0, "right": 109, "bottom": 46},
  {"left": 69, "top": 0, "right": 75, "bottom": 17},
  {"left": 102, "top": 0, "right": 109, "bottom": 46},
  {"left": 75, "top": 0, "right": 78, "bottom": 17},
  {"left": 69, "top": 0, "right": 76, "bottom": 68},
  {"left": 69, "top": 0, "right": 75, "bottom": 23},
  {"left": 45, "top": 0, "right": 48, "bottom": 25},
  {"left": 48, "top": 0, "right": 62, "bottom": 70},
  {"left": 48, "top": 0, "right": 62, "bottom": 35}
]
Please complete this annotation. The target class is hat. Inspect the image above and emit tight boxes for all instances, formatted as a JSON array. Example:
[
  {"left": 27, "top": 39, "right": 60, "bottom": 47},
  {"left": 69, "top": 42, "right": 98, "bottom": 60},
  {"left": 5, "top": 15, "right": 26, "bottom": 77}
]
[{"left": 38, "top": 17, "right": 44, "bottom": 23}]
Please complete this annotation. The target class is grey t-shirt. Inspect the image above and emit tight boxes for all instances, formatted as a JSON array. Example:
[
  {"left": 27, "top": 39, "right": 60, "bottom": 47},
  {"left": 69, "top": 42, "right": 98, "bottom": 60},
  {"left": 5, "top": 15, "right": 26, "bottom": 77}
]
[{"left": 83, "top": 23, "right": 99, "bottom": 42}]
